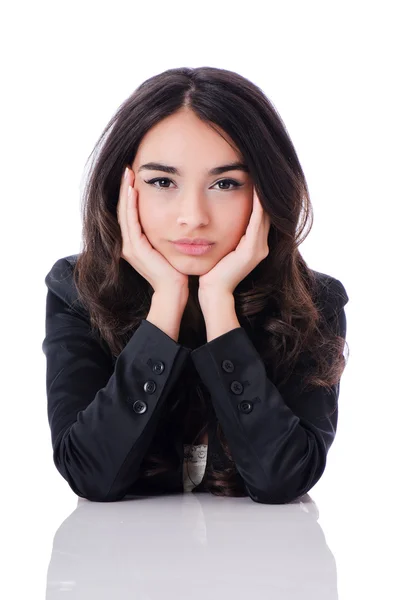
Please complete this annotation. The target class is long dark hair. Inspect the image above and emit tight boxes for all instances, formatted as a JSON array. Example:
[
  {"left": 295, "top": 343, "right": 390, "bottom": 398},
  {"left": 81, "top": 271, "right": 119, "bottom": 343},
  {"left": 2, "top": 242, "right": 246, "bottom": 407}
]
[{"left": 72, "top": 66, "right": 349, "bottom": 497}]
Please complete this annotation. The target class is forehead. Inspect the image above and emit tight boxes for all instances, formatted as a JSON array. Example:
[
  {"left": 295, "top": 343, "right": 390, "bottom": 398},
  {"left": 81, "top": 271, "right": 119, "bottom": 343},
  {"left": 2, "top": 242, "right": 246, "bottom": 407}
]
[{"left": 135, "top": 110, "right": 243, "bottom": 165}]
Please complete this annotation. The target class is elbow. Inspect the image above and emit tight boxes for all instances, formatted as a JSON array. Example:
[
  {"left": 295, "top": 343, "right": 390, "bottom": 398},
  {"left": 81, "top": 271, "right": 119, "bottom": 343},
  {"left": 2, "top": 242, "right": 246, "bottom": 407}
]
[
  {"left": 52, "top": 428, "right": 143, "bottom": 502},
  {"left": 246, "top": 487, "right": 305, "bottom": 505},
  {"left": 244, "top": 458, "right": 327, "bottom": 505},
  {"left": 54, "top": 460, "right": 126, "bottom": 502},
  {"left": 76, "top": 490, "right": 125, "bottom": 503},
  {"left": 245, "top": 483, "right": 303, "bottom": 505},
  {"left": 53, "top": 441, "right": 123, "bottom": 503},
  {"left": 55, "top": 465, "right": 113, "bottom": 502},
  {"left": 57, "top": 469, "right": 125, "bottom": 502}
]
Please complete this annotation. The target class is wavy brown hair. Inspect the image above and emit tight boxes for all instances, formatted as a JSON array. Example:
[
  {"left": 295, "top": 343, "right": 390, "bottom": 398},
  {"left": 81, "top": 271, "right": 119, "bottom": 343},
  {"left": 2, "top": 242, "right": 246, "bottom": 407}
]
[{"left": 72, "top": 66, "right": 349, "bottom": 497}]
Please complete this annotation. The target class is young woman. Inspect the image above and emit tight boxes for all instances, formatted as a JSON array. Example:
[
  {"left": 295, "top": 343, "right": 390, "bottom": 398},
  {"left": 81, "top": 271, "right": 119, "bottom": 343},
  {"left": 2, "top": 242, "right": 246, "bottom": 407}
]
[{"left": 42, "top": 66, "right": 349, "bottom": 503}]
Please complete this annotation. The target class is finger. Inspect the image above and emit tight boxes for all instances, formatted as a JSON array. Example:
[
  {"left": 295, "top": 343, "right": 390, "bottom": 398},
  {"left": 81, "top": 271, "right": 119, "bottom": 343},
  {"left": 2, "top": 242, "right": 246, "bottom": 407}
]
[
  {"left": 253, "top": 187, "right": 263, "bottom": 213},
  {"left": 117, "top": 168, "right": 130, "bottom": 243},
  {"left": 125, "top": 171, "right": 143, "bottom": 243},
  {"left": 247, "top": 189, "right": 269, "bottom": 251},
  {"left": 247, "top": 187, "right": 263, "bottom": 232},
  {"left": 118, "top": 167, "right": 135, "bottom": 242},
  {"left": 253, "top": 188, "right": 269, "bottom": 231},
  {"left": 117, "top": 168, "right": 129, "bottom": 223}
]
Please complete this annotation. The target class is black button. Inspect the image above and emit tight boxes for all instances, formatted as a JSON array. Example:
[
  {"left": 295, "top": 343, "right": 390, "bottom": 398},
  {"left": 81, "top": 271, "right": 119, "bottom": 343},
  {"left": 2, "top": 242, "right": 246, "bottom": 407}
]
[
  {"left": 230, "top": 380, "right": 243, "bottom": 395},
  {"left": 133, "top": 400, "right": 148, "bottom": 414},
  {"left": 152, "top": 361, "right": 165, "bottom": 374},
  {"left": 239, "top": 400, "right": 253, "bottom": 413},
  {"left": 143, "top": 380, "right": 156, "bottom": 394},
  {"left": 222, "top": 359, "right": 234, "bottom": 373}
]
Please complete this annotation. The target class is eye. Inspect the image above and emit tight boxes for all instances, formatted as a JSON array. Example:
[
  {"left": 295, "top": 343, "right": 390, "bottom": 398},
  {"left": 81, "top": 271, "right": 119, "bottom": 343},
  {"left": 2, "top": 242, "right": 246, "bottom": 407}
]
[
  {"left": 144, "top": 177, "right": 175, "bottom": 189},
  {"left": 144, "top": 177, "right": 243, "bottom": 191},
  {"left": 213, "top": 179, "right": 243, "bottom": 191}
]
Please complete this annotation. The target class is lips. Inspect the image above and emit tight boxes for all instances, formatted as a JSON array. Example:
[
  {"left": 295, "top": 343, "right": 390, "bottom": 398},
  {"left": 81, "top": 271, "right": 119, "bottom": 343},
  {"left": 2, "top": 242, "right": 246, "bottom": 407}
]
[
  {"left": 172, "top": 238, "right": 214, "bottom": 245},
  {"left": 171, "top": 242, "right": 214, "bottom": 255}
]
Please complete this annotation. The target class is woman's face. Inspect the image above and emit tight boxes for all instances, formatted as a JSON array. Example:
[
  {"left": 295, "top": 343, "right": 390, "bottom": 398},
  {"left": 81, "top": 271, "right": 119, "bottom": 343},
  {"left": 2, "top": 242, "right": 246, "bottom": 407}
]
[{"left": 130, "top": 107, "right": 254, "bottom": 277}]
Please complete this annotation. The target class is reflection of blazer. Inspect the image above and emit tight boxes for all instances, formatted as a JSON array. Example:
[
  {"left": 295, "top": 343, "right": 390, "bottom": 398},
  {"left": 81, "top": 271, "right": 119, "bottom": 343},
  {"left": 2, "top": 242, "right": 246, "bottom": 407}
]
[{"left": 42, "top": 255, "right": 349, "bottom": 504}]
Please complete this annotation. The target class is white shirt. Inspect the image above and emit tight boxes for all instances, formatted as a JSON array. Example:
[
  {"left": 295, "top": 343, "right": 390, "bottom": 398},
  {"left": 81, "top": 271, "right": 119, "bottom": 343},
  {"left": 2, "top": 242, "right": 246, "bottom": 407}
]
[{"left": 183, "top": 444, "right": 208, "bottom": 492}]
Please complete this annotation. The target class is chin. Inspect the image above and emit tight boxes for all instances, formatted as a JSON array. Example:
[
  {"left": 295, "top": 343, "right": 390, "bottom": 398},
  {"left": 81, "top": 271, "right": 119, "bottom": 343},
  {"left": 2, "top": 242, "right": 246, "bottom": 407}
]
[{"left": 171, "top": 258, "right": 214, "bottom": 276}]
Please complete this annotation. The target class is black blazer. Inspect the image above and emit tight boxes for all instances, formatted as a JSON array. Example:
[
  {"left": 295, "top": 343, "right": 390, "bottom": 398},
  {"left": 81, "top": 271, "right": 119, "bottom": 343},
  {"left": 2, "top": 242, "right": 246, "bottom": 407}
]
[{"left": 42, "top": 255, "right": 349, "bottom": 504}]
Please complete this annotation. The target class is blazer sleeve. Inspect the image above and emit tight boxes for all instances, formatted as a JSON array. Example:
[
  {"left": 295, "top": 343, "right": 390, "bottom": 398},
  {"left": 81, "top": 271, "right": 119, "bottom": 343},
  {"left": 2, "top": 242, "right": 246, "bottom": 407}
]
[
  {"left": 190, "top": 276, "right": 349, "bottom": 505},
  {"left": 42, "top": 257, "right": 190, "bottom": 502}
]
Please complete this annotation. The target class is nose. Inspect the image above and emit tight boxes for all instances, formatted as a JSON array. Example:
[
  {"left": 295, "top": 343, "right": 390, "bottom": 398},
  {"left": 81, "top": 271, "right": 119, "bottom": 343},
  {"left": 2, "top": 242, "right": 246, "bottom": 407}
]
[{"left": 176, "top": 193, "right": 210, "bottom": 227}]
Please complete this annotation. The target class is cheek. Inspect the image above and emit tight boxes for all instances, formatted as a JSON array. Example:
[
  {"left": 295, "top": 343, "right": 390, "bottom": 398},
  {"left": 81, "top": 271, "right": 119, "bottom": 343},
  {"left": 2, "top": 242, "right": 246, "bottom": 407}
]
[
  {"left": 139, "top": 216, "right": 163, "bottom": 241},
  {"left": 137, "top": 198, "right": 161, "bottom": 236},
  {"left": 212, "top": 203, "right": 250, "bottom": 253},
  {"left": 224, "top": 204, "right": 251, "bottom": 238},
  {"left": 139, "top": 222, "right": 165, "bottom": 253}
]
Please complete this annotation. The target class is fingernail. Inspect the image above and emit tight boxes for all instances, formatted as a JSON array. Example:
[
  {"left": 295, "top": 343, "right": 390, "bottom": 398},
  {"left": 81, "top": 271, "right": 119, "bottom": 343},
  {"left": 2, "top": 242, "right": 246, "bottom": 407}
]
[{"left": 124, "top": 167, "right": 129, "bottom": 179}]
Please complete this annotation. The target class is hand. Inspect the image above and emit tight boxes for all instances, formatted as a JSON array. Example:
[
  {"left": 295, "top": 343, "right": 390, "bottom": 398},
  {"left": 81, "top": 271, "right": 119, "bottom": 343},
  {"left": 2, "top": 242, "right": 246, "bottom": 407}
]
[
  {"left": 117, "top": 167, "right": 189, "bottom": 295},
  {"left": 198, "top": 186, "right": 271, "bottom": 297}
]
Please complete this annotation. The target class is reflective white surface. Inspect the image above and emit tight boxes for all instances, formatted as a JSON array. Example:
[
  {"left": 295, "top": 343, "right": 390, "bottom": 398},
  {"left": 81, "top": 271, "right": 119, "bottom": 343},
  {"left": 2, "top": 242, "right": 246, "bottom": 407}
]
[
  {"left": 4, "top": 416, "right": 396, "bottom": 600},
  {"left": 46, "top": 494, "right": 331, "bottom": 598}
]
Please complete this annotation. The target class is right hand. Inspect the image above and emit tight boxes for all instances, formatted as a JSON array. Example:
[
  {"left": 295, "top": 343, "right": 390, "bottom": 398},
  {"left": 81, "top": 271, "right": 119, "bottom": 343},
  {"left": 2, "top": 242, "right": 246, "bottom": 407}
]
[{"left": 117, "top": 167, "right": 190, "bottom": 296}]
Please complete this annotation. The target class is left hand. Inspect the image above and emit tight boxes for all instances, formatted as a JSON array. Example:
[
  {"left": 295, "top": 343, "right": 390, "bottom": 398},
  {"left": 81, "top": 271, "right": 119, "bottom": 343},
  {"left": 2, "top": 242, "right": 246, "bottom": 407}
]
[{"left": 198, "top": 186, "right": 271, "bottom": 297}]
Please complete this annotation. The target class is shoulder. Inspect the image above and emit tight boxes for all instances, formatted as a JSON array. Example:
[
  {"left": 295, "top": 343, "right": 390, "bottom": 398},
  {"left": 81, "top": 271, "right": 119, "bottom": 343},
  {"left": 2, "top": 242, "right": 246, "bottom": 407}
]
[
  {"left": 44, "top": 253, "right": 85, "bottom": 316},
  {"left": 310, "top": 269, "right": 349, "bottom": 318}
]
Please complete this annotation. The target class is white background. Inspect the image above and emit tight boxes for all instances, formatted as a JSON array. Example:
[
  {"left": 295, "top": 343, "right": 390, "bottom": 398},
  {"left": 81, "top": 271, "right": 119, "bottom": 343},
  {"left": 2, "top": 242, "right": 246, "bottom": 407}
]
[{"left": 1, "top": 0, "right": 396, "bottom": 597}]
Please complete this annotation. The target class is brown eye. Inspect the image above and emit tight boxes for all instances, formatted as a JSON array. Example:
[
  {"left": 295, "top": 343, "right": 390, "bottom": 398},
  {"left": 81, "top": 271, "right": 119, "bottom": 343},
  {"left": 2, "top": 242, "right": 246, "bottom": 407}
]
[
  {"left": 214, "top": 179, "right": 243, "bottom": 191},
  {"left": 144, "top": 177, "right": 243, "bottom": 192},
  {"left": 144, "top": 177, "right": 175, "bottom": 189}
]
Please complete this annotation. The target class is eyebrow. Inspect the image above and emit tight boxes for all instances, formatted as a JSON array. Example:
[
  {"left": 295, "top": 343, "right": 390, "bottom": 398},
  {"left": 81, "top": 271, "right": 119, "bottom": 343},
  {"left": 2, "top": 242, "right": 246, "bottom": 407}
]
[{"left": 137, "top": 161, "right": 249, "bottom": 176}]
